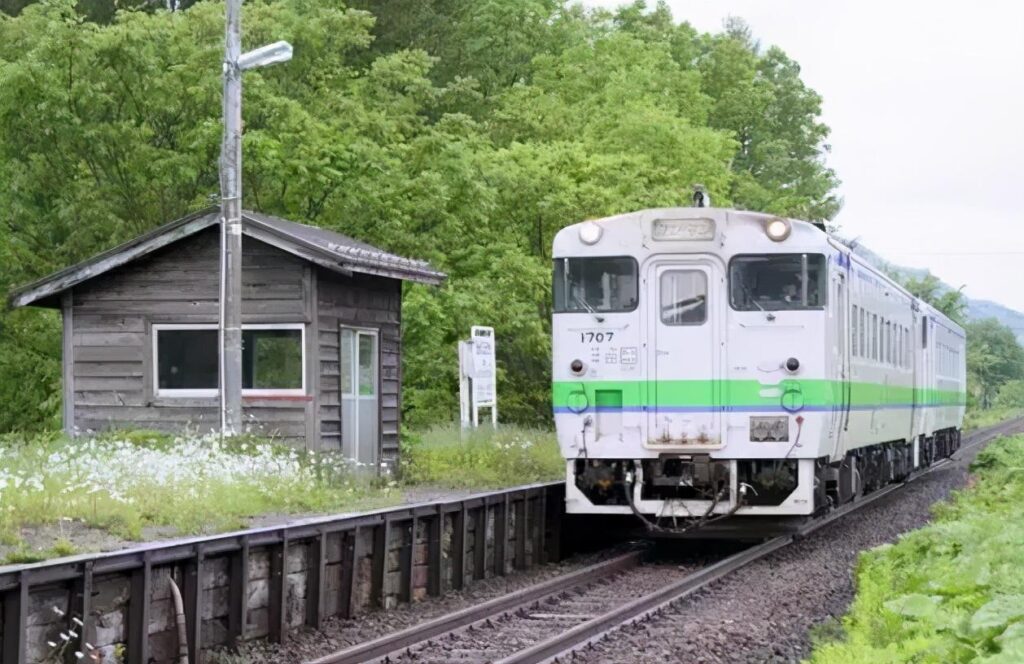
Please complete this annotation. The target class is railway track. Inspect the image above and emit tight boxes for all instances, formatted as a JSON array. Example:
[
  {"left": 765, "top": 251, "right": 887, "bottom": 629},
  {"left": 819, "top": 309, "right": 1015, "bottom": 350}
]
[{"left": 307, "top": 418, "right": 1023, "bottom": 664}]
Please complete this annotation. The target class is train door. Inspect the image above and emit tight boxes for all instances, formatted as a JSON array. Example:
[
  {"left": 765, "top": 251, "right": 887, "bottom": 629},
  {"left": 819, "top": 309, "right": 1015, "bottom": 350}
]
[
  {"left": 646, "top": 257, "right": 722, "bottom": 446},
  {"left": 829, "top": 269, "right": 850, "bottom": 454},
  {"left": 911, "top": 310, "right": 923, "bottom": 448}
]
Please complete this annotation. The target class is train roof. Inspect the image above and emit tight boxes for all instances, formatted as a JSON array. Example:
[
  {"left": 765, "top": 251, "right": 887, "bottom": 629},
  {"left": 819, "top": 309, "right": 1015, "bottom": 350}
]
[{"left": 553, "top": 207, "right": 964, "bottom": 335}]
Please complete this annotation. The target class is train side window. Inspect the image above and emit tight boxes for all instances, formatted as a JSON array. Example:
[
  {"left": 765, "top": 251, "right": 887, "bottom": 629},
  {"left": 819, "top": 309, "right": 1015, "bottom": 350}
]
[
  {"left": 882, "top": 318, "right": 888, "bottom": 364},
  {"left": 860, "top": 309, "right": 866, "bottom": 357},
  {"left": 852, "top": 305, "right": 859, "bottom": 357},
  {"left": 898, "top": 327, "right": 903, "bottom": 369},
  {"left": 659, "top": 270, "right": 707, "bottom": 325},
  {"left": 872, "top": 314, "right": 878, "bottom": 361}
]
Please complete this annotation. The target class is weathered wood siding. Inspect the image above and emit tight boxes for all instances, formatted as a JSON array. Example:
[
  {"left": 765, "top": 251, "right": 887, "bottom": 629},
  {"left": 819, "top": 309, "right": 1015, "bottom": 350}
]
[
  {"left": 70, "top": 228, "right": 312, "bottom": 444},
  {"left": 315, "top": 269, "right": 402, "bottom": 462}
]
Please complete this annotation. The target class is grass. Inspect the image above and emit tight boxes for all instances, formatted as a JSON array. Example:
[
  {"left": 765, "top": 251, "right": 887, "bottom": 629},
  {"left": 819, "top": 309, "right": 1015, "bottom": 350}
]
[
  {"left": 0, "top": 424, "right": 563, "bottom": 562},
  {"left": 809, "top": 434, "right": 1024, "bottom": 663},
  {"left": 0, "top": 430, "right": 400, "bottom": 554},
  {"left": 400, "top": 424, "right": 563, "bottom": 489},
  {"left": 964, "top": 406, "right": 1022, "bottom": 432}
]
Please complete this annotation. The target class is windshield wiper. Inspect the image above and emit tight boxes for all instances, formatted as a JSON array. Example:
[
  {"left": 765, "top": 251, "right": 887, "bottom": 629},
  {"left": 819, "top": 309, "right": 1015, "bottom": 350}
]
[
  {"left": 741, "top": 284, "right": 776, "bottom": 320},
  {"left": 740, "top": 284, "right": 765, "bottom": 312},
  {"left": 573, "top": 294, "right": 605, "bottom": 323}
]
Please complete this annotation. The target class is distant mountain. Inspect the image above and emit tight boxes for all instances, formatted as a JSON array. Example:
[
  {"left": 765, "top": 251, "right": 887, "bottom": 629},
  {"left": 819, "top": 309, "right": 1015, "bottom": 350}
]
[
  {"left": 966, "top": 299, "right": 1024, "bottom": 343},
  {"left": 836, "top": 236, "right": 1024, "bottom": 344}
]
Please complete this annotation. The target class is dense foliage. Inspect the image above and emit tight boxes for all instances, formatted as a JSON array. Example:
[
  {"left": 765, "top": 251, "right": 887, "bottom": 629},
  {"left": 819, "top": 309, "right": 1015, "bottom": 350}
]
[
  {"left": 0, "top": 0, "right": 841, "bottom": 431},
  {"left": 811, "top": 435, "right": 1024, "bottom": 663}
]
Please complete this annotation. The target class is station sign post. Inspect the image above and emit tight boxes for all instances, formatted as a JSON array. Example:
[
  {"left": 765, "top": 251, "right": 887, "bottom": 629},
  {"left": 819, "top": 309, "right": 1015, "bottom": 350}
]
[{"left": 459, "top": 326, "right": 498, "bottom": 428}]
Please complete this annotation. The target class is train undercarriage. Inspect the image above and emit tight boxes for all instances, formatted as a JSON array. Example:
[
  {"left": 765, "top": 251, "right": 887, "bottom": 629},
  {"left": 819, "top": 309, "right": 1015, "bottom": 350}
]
[{"left": 569, "top": 427, "right": 962, "bottom": 538}]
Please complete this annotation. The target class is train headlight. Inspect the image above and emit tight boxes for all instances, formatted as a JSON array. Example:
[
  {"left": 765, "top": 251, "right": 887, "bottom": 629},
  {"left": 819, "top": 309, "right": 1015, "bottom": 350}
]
[
  {"left": 765, "top": 218, "right": 791, "bottom": 242},
  {"left": 579, "top": 221, "right": 603, "bottom": 245}
]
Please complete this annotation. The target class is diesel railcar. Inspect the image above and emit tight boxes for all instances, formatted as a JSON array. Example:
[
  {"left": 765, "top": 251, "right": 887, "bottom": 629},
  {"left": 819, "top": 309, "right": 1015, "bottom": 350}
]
[{"left": 552, "top": 207, "right": 966, "bottom": 531}]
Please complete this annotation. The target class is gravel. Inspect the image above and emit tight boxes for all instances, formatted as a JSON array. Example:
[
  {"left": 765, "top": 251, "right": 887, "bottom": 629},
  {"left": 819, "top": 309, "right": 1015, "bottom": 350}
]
[
  {"left": 225, "top": 546, "right": 636, "bottom": 664},
  {"left": 575, "top": 432, "right": 1020, "bottom": 664},
  {"left": 392, "top": 561, "right": 711, "bottom": 664}
]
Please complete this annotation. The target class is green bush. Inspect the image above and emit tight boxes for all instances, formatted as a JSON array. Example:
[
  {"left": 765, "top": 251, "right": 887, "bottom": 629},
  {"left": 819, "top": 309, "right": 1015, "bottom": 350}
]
[
  {"left": 964, "top": 406, "right": 1021, "bottom": 432},
  {"left": 809, "top": 435, "right": 1024, "bottom": 663},
  {"left": 400, "top": 424, "right": 563, "bottom": 489}
]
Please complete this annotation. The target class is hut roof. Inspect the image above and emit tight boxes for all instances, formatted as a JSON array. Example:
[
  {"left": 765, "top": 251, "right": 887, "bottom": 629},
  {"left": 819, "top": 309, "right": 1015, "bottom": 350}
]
[{"left": 9, "top": 208, "right": 445, "bottom": 308}]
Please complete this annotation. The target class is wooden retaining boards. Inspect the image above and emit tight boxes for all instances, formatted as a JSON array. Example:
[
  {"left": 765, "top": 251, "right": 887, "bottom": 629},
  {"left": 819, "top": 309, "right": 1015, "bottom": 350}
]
[{"left": 0, "top": 482, "right": 564, "bottom": 664}]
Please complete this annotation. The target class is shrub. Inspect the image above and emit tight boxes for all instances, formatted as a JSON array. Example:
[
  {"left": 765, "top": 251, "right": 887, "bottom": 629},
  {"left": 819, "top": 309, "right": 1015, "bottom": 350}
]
[
  {"left": 400, "top": 424, "right": 563, "bottom": 488},
  {"left": 810, "top": 435, "right": 1024, "bottom": 663}
]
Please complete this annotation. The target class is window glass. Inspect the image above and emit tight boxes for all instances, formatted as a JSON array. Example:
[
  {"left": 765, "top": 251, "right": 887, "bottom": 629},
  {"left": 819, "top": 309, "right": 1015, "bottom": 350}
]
[
  {"left": 872, "top": 314, "right": 878, "bottom": 361},
  {"left": 242, "top": 329, "right": 302, "bottom": 390},
  {"left": 852, "top": 306, "right": 859, "bottom": 357},
  {"left": 660, "top": 270, "right": 707, "bottom": 325},
  {"left": 880, "top": 318, "right": 885, "bottom": 363},
  {"left": 157, "top": 329, "right": 218, "bottom": 390},
  {"left": 897, "top": 327, "right": 903, "bottom": 368},
  {"left": 729, "top": 254, "right": 827, "bottom": 311},
  {"left": 358, "top": 333, "right": 376, "bottom": 396},
  {"left": 553, "top": 257, "right": 638, "bottom": 313},
  {"left": 885, "top": 321, "right": 892, "bottom": 365},
  {"left": 341, "top": 329, "right": 354, "bottom": 396},
  {"left": 860, "top": 309, "right": 866, "bottom": 357}
]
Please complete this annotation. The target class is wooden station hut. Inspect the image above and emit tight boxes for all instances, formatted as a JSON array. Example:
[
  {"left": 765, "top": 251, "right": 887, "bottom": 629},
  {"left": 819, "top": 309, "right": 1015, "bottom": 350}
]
[{"left": 8, "top": 209, "right": 445, "bottom": 465}]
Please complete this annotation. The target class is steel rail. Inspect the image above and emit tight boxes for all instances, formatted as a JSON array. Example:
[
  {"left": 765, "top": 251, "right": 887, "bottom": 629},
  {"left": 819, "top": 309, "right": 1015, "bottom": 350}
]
[
  {"left": 517, "top": 419, "right": 1024, "bottom": 664},
  {"left": 304, "top": 550, "right": 645, "bottom": 664}
]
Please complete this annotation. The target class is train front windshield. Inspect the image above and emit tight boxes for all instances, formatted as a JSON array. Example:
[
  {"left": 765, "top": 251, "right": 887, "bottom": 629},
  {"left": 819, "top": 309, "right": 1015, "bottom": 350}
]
[
  {"left": 729, "top": 254, "right": 826, "bottom": 311},
  {"left": 553, "top": 257, "right": 638, "bottom": 313}
]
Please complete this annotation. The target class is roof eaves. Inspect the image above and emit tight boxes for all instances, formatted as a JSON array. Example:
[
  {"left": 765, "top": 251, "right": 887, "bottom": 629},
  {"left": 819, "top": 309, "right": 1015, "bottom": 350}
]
[
  {"left": 8, "top": 208, "right": 220, "bottom": 309},
  {"left": 242, "top": 214, "right": 446, "bottom": 285}
]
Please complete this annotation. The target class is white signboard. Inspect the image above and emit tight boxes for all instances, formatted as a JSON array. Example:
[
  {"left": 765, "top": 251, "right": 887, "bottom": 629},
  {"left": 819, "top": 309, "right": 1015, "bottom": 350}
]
[{"left": 459, "top": 326, "right": 497, "bottom": 427}]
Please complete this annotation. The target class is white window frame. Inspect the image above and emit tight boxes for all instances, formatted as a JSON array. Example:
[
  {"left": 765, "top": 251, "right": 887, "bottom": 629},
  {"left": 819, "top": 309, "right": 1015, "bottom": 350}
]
[{"left": 152, "top": 323, "right": 306, "bottom": 398}]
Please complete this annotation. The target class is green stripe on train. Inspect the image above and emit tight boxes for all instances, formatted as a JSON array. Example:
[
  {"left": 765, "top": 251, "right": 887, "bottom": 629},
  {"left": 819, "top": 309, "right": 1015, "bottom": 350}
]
[{"left": 551, "top": 379, "right": 967, "bottom": 409}]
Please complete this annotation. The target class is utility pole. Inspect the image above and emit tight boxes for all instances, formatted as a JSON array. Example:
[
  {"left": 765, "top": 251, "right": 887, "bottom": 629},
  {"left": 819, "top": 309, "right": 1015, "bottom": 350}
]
[{"left": 219, "top": 0, "right": 292, "bottom": 436}]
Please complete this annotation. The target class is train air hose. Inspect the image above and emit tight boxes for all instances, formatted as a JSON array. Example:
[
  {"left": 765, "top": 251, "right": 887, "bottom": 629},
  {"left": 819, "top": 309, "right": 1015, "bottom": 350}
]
[{"left": 623, "top": 468, "right": 747, "bottom": 534}]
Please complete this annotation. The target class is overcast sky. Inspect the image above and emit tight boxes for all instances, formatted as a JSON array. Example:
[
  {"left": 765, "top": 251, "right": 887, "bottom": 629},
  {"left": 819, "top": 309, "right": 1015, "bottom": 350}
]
[{"left": 583, "top": 0, "right": 1024, "bottom": 313}]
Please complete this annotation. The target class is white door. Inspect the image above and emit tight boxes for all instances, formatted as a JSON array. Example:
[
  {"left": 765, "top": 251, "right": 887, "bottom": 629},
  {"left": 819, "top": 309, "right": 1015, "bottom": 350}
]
[
  {"left": 647, "top": 259, "right": 722, "bottom": 446},
  {"left": 341, "top": 327, "right": 379, "bottom": 465},
  {"left": 829, "top": 270, "right": 850, "bottom": 450}
]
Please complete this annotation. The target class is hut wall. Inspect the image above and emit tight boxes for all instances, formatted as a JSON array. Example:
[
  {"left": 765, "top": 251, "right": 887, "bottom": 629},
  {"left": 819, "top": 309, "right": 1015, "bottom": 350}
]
[
  {"left": 315, "top": 269, "right": 402, "bottom": 463},
  {"left": 69, "top": 228, "right": 312, "bottom": 444}
]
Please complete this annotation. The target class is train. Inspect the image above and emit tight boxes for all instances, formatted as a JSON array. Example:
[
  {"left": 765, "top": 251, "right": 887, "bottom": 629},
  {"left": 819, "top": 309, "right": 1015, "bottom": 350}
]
[{"left": 551, "top": 205, "right": 966, "bottom": 533}]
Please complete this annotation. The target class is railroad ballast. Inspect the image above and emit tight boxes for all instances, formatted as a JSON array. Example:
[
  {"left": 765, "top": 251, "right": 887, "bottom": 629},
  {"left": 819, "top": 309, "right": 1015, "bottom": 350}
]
[{"left": 552, "top": 207, "right": 966, "bottom": 529}]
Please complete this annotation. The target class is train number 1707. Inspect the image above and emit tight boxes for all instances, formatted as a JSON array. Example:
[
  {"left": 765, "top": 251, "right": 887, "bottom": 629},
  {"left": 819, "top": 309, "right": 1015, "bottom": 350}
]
[{"left": 580, "top": 331, "right": 614, "bottom": 343}]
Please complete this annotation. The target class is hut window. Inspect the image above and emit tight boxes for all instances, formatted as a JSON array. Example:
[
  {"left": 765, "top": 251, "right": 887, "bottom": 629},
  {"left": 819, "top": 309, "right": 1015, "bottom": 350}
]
[
  {"left": 242, "top": 325, "right": 305, "bottom": 395},
  {"left": 153, "top": 323, "right": 305, "bottom": 397},
  {"left": 155, "top": 326, "right": 219, "bottom": 396}
]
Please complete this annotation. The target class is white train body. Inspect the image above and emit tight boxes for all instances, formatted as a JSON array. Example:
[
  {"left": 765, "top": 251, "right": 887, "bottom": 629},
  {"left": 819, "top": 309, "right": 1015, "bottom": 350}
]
[{"left": 552, "top": 208, "right": 966, "bottom": 521}]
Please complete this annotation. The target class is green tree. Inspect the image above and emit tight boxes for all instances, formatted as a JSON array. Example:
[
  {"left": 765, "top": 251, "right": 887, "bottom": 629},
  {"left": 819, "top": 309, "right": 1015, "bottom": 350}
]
[
  {"left": 0, "top": 0, "right": 840, "bottom": 431},
  {"left": 966, "top": 319, "right": 1024, "bottom": 408},
  {"left": 995, "top": 379, "right": 1024, "bottom": 409},
  {"left": 897, "top": 272, "right": 968, "bottom": 324}
]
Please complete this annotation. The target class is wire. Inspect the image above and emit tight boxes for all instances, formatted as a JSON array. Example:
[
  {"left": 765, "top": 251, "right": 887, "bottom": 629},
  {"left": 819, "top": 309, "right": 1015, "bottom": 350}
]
[{"left": 783, "top": 415, "right": 805, "bottom": 460}]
